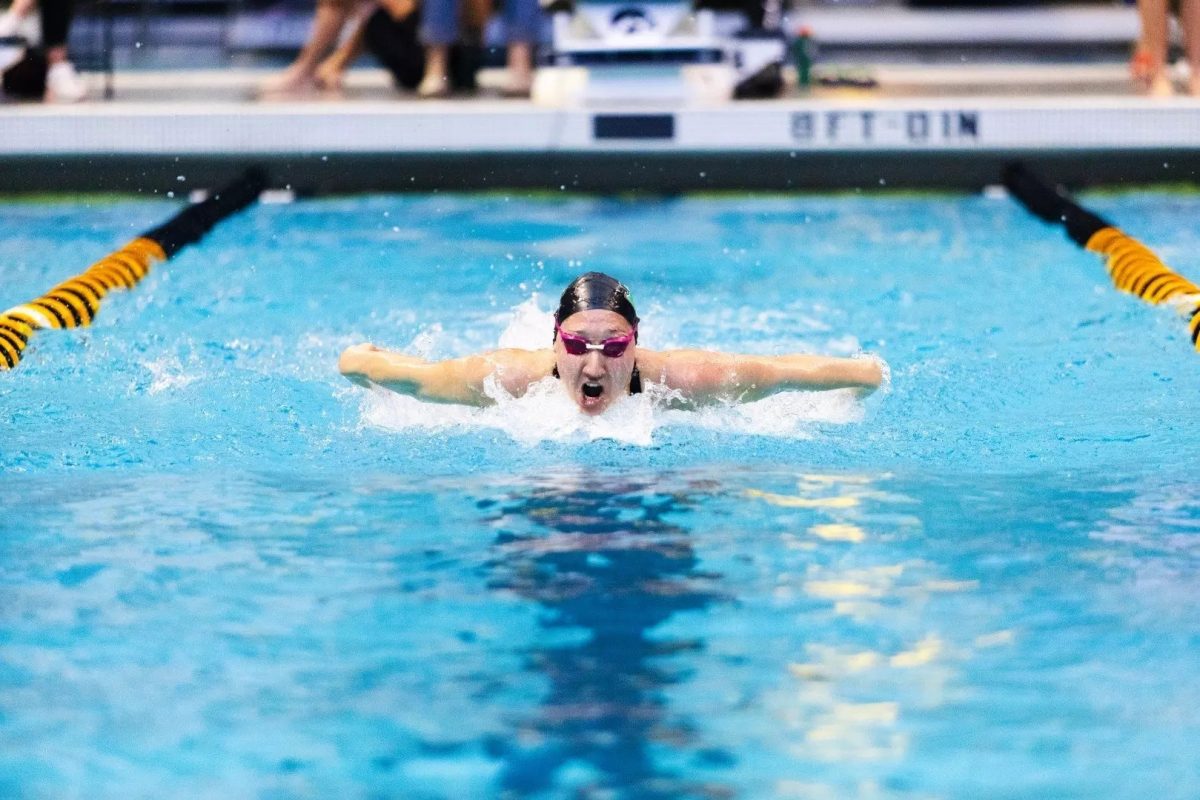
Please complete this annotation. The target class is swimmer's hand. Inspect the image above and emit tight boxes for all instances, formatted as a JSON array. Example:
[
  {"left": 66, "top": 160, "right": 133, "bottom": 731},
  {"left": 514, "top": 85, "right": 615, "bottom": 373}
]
[
  {"left": 338, "top": 343, "right": 554, "bottom": 405},
  {"left": 338, "top": 343, "right": 383, "bottom": 388}
]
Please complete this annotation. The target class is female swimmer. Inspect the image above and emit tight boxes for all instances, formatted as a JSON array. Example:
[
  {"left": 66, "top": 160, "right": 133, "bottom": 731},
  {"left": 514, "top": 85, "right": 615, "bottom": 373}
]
[{"left": 338, "top": 272, "right": 884, "bottom": 414}]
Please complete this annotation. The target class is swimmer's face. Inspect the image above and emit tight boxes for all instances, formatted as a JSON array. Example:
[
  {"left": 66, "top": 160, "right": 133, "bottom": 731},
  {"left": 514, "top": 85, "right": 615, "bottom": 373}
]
[{"left": 554, "top": 309, "right": 637, "bottom": 415}]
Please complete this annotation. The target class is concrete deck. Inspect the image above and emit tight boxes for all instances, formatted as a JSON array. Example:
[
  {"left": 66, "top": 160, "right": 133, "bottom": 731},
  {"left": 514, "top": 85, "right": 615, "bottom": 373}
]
[{"left": 3, "top": 59, "right": 1199, "bottom": 193}]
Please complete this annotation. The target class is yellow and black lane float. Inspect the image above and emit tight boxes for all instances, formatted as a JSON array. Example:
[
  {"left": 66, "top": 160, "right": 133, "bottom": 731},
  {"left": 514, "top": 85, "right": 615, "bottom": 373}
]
[
  {"left": 1002, "top": 163, "right": 1200, "bottom": 352},
  {"left": 0, "top": 168, "right": 267, "bottom": 371}
]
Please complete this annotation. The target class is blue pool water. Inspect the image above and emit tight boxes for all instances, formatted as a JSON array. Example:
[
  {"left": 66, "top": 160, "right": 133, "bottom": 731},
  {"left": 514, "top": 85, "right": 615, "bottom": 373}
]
[{"left": 2, "top": 191, "right": 1199, "bottom": 798}]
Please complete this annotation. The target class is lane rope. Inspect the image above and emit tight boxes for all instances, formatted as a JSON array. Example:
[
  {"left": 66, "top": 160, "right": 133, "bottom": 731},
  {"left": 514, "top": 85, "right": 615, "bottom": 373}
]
[
  {"left": 0, "top": 168, "right": 267, "bottom": 371},
  {"left": 1002, "top": 163, "right": 1200, "bottom": 351}
]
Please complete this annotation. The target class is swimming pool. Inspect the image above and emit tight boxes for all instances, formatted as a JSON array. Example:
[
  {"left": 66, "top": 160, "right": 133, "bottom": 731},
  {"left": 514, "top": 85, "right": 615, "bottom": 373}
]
[{"left": 3, "top": 190, "right": 1199, "bottom": 798}]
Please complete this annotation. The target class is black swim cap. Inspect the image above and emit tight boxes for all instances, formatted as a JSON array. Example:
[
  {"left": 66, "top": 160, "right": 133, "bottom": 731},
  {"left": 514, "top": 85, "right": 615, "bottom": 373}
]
[{"left": 553, "top": 272, "right": 639, "bottom": 339}]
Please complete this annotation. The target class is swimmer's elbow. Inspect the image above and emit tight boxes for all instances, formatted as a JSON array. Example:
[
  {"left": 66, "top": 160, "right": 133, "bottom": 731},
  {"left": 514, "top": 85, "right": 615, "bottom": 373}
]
[{"left": 387, "top": 359, "right": 489, "bottom": 405}]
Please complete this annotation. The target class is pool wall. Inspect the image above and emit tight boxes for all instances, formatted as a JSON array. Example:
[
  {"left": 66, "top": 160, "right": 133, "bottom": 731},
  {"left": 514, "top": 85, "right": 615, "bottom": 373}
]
[{"left": 2, "top": 97, "right": 1199, "bottom": 193}]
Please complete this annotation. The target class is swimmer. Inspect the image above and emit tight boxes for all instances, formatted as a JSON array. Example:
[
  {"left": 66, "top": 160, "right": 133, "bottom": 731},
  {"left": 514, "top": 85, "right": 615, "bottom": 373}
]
[{"left": 338, "top": 272, "right": 884, "bottom": 414}]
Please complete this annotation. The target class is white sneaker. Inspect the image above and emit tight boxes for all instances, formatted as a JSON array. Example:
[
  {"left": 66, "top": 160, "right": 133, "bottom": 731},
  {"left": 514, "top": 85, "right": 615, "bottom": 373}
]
[
  {"left": 0, "top": 10, "right": 20, "bottom": 38},
  {"left": 44, "top": 60, "right": 87, "bottom": 103},
  {"left": 0, "top": 46, "right": 20, "bottom": 76},
  {"left": 0, "top": 32, "right": 22, "bottom": 74}
]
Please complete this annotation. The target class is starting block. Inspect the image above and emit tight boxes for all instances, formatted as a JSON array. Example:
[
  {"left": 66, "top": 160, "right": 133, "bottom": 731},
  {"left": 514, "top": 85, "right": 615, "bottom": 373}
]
[{"left": 533, "top": 0, "right": 786, "bottom": 106}]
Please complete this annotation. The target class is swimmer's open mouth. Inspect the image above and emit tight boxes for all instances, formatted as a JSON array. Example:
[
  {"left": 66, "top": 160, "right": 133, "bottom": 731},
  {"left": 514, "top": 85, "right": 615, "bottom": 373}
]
[{"left": 582, "top": 383, "right": 604, "bottom": 398}]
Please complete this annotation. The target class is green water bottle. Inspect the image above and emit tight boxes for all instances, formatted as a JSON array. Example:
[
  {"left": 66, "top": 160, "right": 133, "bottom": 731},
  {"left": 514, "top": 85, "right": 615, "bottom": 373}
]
[{"left": 792, "top": 25, "right": 813, "bottom": 91}]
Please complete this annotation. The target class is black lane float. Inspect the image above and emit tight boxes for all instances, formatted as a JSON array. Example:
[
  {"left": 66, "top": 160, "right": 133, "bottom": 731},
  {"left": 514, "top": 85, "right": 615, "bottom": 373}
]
[
  {"left": 0, "top": 168, "right": 267, "bottom": 371},
  {"left": 1002, "top": 163, "right": 1200, "bottom": 351}
]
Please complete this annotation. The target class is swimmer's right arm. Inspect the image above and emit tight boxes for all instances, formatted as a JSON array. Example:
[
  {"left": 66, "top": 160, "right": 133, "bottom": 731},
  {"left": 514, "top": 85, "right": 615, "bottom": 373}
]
[{"left": 337, "top": 343, "right": 553, "bottom": 405}]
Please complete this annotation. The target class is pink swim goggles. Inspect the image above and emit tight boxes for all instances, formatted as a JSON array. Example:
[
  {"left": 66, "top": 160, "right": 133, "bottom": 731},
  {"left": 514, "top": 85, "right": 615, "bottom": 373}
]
[{"left": 555, "top": 323, "right": 637, "bottom": 357}]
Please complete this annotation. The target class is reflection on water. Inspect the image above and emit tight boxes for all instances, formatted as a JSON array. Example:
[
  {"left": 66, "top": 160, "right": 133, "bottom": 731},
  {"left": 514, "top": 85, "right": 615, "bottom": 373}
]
[
  {"left": 4, "top": 468, "right": 1199, "bottom": 798},
  {"left": 476, "top": 474, "right": 730, "bottom": 799},
  {"left": 736, "top": 472, "right": 1023, "bottom": 798},
  {"left": 465, "top": 469, "right": 1019, "bottom": 799},
  {"left": 1085, "top": 478, "right": 1200, "bottom": 627}
]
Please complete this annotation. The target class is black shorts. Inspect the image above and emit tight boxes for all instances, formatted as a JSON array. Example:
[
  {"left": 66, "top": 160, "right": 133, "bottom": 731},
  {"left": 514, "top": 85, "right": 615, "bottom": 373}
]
[{"left": 363, "top": 8, "right": 481, "bottom": 92}]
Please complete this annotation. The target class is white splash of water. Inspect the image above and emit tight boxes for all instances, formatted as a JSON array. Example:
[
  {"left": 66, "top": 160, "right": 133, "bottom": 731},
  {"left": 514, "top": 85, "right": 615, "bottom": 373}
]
[
  {"left": 663, "top": 389, "right": 864, "bottom": 438},
  {"left": 360, "top": 375, "right": 870, "bottom": 447},
  {"left": 495, "top": 295, "right": 554, "bottom": 351},
  {"left": 141, "top": 356, "right": 199, "bottom": 395},
  {"left": 407, "top": 323, "right": 444, "bottom": 359},
  {"left": 361, "top": 376, "right": 667, "bottom": 447}
]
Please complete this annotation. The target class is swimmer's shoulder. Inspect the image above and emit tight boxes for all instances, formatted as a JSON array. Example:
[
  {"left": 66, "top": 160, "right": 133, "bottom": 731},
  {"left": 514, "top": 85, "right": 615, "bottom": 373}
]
[
  {"left": 485, "top": 348, "right": 555, "bottom": 371},
  {"left": 635, "top": 348, "right": 664, "bottom": 378},
  {"left": 633, "top": 348, "right": 715, "bottom": 387},
  {"left": 483, "top": 348, "right": 556, "bottom": 395}
]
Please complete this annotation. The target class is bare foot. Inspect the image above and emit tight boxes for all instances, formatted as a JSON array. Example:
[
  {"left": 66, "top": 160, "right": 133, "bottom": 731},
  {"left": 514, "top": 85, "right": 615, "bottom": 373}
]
[
  {"left": 500, "top": 68, "right": 533, "bottom": 98},
  {"left": 1130, "top": 49, "right": 1175, "bottom": 96},
  {"left": 417, "top": 71, "right": 450, "bottom": 98},
  {"left": 1189, "top": 71, "right": 1200, "bottom": 97},
  {"left": 314, "top": 57, "right": 345, "bottom": 92},
  {"left": 1148, "top": 73, "right": 1175, "bottom": 96},
  {"left": 259, "top": 64, "right": 318, "bottom": 96},
  {"left": 1133, "top": 69, "right": 1175, "bottom": 97},
  {"left": 502, "top": 42, "right": 533, "bottom": 98}
]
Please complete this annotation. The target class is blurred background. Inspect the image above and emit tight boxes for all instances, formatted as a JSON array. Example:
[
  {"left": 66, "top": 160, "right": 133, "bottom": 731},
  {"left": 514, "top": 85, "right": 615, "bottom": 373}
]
[{"left": 19, "top": 0, "right": 1146, "bottom": 78}]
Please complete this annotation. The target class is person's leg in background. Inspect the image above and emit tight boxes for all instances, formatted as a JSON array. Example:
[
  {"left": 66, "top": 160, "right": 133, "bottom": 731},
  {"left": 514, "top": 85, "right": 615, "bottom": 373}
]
[
  {"left": 41, "top": 0, "right": 86, "bottom": 102},
  {"left": 1180, "top": 0, "right": 1200, "bottom": 94},
  {"left": 500, "top": 0, "right": 538, "bottom": 96},
  {"left": 1133, "top": 0, "right": 1175, "bottom": 95},
  {"left": 312, "top": 2, "right": 377, "bottom": 91},
  {"left": 445, "top": 0, "right": 486, "bottom": 91},
  {"left": 417, "top": 0, "right": 458, "bottom": 96},
  {"left": 260, "top": 0, "right": 361, "bottom": 95}
]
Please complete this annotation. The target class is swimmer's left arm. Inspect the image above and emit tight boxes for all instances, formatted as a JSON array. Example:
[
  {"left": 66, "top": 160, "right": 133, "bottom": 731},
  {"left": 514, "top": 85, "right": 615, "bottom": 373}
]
[{"left": 638, "top": 349, "right": 884, "bottom": 404}]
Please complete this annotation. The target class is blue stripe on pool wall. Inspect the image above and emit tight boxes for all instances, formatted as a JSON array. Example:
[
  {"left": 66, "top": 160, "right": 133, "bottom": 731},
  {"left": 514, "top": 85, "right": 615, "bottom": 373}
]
[{"left": 593, "top": 114, "right": 676, "bottom": 141}]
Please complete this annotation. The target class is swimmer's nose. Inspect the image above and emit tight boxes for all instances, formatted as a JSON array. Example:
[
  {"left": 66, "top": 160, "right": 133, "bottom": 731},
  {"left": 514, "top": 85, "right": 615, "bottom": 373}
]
[{"left": 580, "top": 351, "right": 606, "bottom": 379}]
